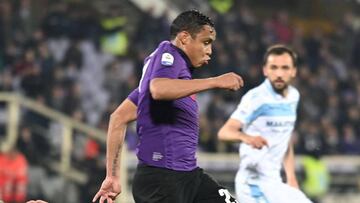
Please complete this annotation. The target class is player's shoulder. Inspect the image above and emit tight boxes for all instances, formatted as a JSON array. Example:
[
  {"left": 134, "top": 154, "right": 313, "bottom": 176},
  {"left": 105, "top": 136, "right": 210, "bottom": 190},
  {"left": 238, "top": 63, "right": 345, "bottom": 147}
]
[
  {"left": 247, "top": 83, "right": 269, "bottom": 99},
  {"left": 156, "top": 41, "right": 178, "bottom": 55},
  {"left": 245, "top": 86, "right": 262, "bottom": 98},
  {"left": 241, "top": 85, "right": 266, "bottom": 106},
  {"left": 154, "top": 41, "right": 183, "bottom": 66}
]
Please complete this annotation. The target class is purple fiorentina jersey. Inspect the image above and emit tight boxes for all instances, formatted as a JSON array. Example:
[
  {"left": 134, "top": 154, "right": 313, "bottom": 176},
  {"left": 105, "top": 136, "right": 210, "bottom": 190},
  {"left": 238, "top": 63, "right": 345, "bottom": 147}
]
[
  {"left": 133, "top": 41, "right": 199, "bottom": 171},
  {"left": 127, "top": 88, "right": 139, "bottom": 104}
]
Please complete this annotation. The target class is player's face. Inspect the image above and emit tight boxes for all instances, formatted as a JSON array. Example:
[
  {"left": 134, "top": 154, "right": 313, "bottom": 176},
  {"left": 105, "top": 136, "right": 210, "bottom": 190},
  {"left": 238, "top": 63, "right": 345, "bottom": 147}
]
[
  {"left": 183, "top": 25, "right": 216, "bottom": 68},
  {"left": 263, "top": 53, "right": 297, "bottom": 95}
]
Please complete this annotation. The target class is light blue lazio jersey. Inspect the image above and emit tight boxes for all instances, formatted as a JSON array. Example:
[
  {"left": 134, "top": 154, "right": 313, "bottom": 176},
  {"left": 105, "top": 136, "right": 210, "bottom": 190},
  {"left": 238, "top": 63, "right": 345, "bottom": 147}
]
[{"left": 231, "top": 79, "right": 300, "bottom": 184}]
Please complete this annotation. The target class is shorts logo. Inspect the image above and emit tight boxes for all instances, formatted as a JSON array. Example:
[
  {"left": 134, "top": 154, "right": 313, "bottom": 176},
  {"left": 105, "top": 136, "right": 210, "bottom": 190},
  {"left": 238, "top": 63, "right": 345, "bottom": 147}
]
[
  {"left": 218, "top": 189, "right": 238, "bottom": 203},
  {"left": 152, "top": 152, "right": 163, "bottom": 161},
  {"left": 161, "top": 53, "right": 174, "bottom": 66}
]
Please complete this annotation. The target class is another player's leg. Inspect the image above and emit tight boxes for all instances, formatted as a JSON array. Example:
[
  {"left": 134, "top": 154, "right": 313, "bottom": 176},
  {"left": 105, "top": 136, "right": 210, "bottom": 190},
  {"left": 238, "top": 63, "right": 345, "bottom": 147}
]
[
  {"left": 235, "top": 182, "right": 267, "bottom": 203},
  {"left": 259, "top": 181, "right": 313, "bottom": 203}
]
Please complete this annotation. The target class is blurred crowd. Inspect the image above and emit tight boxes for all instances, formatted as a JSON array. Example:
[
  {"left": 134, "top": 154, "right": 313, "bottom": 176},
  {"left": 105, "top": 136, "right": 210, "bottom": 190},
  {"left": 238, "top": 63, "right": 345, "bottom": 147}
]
[{"left": 0, "top": 0, "right": 359, "bottom": 202}]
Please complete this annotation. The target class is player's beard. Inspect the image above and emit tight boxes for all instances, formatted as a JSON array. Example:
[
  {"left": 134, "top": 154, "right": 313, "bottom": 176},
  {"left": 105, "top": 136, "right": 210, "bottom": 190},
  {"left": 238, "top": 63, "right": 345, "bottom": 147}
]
[{"left": 270, "top": 79, "right": 288, "bottom": 95}]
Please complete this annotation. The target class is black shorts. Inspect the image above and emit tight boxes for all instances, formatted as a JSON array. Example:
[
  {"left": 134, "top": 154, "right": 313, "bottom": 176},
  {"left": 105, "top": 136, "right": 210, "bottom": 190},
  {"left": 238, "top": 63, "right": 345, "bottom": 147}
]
[{"left": 132, "top": 164, "right": 238, "bottom": 203}]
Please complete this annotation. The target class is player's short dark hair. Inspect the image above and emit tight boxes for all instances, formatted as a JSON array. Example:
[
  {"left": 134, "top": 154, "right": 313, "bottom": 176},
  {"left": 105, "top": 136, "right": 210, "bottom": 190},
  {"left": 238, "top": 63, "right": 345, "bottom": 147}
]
[
  {"left": 263, "top": 44, "right": 298, "bottom": 67},
  {"left": 170, "top": 10, "right": 215, "bottom": 40}
]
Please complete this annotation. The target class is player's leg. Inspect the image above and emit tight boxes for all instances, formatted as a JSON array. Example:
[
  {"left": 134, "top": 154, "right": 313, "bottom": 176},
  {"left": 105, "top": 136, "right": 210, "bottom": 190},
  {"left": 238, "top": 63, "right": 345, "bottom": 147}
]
[
  {"left": 235, "top": 182, "right": 266, "bottom": 203},
  {"left": 235, "top": 166, "right": 272, "bottom": 203},
  {"left": 194, "top": 170, "right": 238, "bottom": 203},
  {"left": 132, "top": 165, "right": 201, "bottom": 203},
  {"left": 259, "top": 181, "right": 313, "bottom": 203},
  {"left": 132, "top": 165, "right": 175, "bottom": 203}
]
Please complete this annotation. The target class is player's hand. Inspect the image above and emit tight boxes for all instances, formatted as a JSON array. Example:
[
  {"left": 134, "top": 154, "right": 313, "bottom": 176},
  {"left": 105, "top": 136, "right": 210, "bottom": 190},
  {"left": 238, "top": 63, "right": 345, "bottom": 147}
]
[
  {"left": 243, "top": 135, "right": 268, "bottom": 149},
  {"left": 26, "top": 200, "right": 48, "bottom": 203},
  {"left": 93, "top": 176, "right": 121, "bottom": 203},
  {"left": 213, "top": 72, "right": 244, "bottom": 91}
]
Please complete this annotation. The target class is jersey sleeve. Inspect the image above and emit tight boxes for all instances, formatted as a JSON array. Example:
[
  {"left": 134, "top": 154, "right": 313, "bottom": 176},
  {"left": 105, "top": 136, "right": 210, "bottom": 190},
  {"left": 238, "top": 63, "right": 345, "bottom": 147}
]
[
  {"left": 151, "top": 50, "right": 183, "bottom": 79},
  {"left": 230, "top": 91, "right": 262, "bottom": 125},
  {"left": 127, "top": 88, "right": 139, "bottom": 105}
]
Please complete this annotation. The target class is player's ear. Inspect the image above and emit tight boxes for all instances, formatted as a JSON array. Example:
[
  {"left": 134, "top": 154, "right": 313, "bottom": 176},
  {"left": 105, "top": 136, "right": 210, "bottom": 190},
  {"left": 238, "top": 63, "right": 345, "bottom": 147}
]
[{"left": 178, "top": 31, "right": 191, "bottom": 45}]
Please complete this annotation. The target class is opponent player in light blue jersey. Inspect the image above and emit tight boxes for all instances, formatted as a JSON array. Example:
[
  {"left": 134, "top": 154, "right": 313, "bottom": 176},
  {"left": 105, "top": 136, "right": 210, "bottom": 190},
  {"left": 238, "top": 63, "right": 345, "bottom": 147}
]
[{"left": 218, "top": 45, "right": 312, "bottom": 203}]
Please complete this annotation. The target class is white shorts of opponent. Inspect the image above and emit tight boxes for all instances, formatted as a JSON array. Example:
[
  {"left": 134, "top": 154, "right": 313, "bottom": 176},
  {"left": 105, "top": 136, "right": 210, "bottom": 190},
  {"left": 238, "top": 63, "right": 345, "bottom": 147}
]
[{"left": 235, "top": 179, "right": 313, "bottom": 203}]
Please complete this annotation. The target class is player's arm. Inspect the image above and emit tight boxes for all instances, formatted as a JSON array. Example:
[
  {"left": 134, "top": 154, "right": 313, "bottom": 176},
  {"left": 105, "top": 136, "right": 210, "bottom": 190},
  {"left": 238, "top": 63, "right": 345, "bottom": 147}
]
[
  {"left": 150, "top": 72, "right": 243, "bottom": 100},
  {"left": 217, "top": 119, "right": 268, "bottom": 149},
  {"left": 283, "top": 139, "right": 299, "bottom": 189},
  {"left": 93, "top": 98, "right": 137, "bottom": 203},
  {"left": 106, "top": 98, "right": 137, "bottom": 178}
]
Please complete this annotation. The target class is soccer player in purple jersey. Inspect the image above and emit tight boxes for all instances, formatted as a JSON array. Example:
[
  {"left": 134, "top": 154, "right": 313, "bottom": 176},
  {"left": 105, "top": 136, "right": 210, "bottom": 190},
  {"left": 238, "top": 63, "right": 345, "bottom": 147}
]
[{"left": 93, "top": 10, "right": 243, "bottom": 203}]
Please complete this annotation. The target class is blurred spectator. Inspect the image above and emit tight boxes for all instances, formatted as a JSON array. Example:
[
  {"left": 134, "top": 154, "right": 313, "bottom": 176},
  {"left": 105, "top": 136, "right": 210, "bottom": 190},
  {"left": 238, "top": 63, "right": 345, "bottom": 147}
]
[
  {"left": 62, "top": 41, "right": 83, "bottom": 69},
  {"left": 340, "top": 124, "right": 360, "bottom": 154},
  {"left": 0, "top": 1, "right": 13, "bottom": 56},
  {"left": 351, "top": 32, "right": 360, "bottom": 68},
  {"left": 16, "top": 126, "right": 48, "bottom": 200},
  {"left": 0, "top": 70, "right": 14, "bottom": 91},
  {"left": 302, "top": 148, "right": 330, "bottom": 203},
  {"left": 321, "top": 119, "right": 340, "bottom": 154},
  {"left": 133, "top": 8, "right": 169, "bottom": 53},
  {"left": 0, "top": 4, "right": 6, "bottom": 62},
  {"left": 47, "top": 84, "right": 65, "bottom": 111},
  {"left": 0, "top": 147, "right": 28, "bottom": 203},
  {"left": 13, "top": 48, "right": 36, "bottom": 76},
  {"left": 16, "top": 0, "right": 37, "bottom": 39},
  {"left": 20, "top": 64, "right": 44, "bottom": 98},
  {"left": 304, "top": 29, "right": 323, "bottom": 71},
  {"left": 209, "top": 0, "right": 234, "bottom": 15},
  {"left": 62, "top": 82, "right": 82, "bottom": 115},
  {"left": 23, "top": 95, "right": 50, "bottom": 130},
  {"left": 100, "top": 6, "right": 129, "bottom": 56},
  {"left": 297, "top": 121, "right": 326, "bottom": 155},
  {"left": 17, "top": 126, "right": 49, "bottom": 165},
  {"left": 271, "top": 11, "right": 293, "bottom": 43},
  {"left": 41, "top": 2, "right": 69, "bottom": 38},
  {"left": 37, "top": 41, "right": 55, "bottom": 87},
  {"left": 199, "top": 115, "right": 217, "bottom": 152}
]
